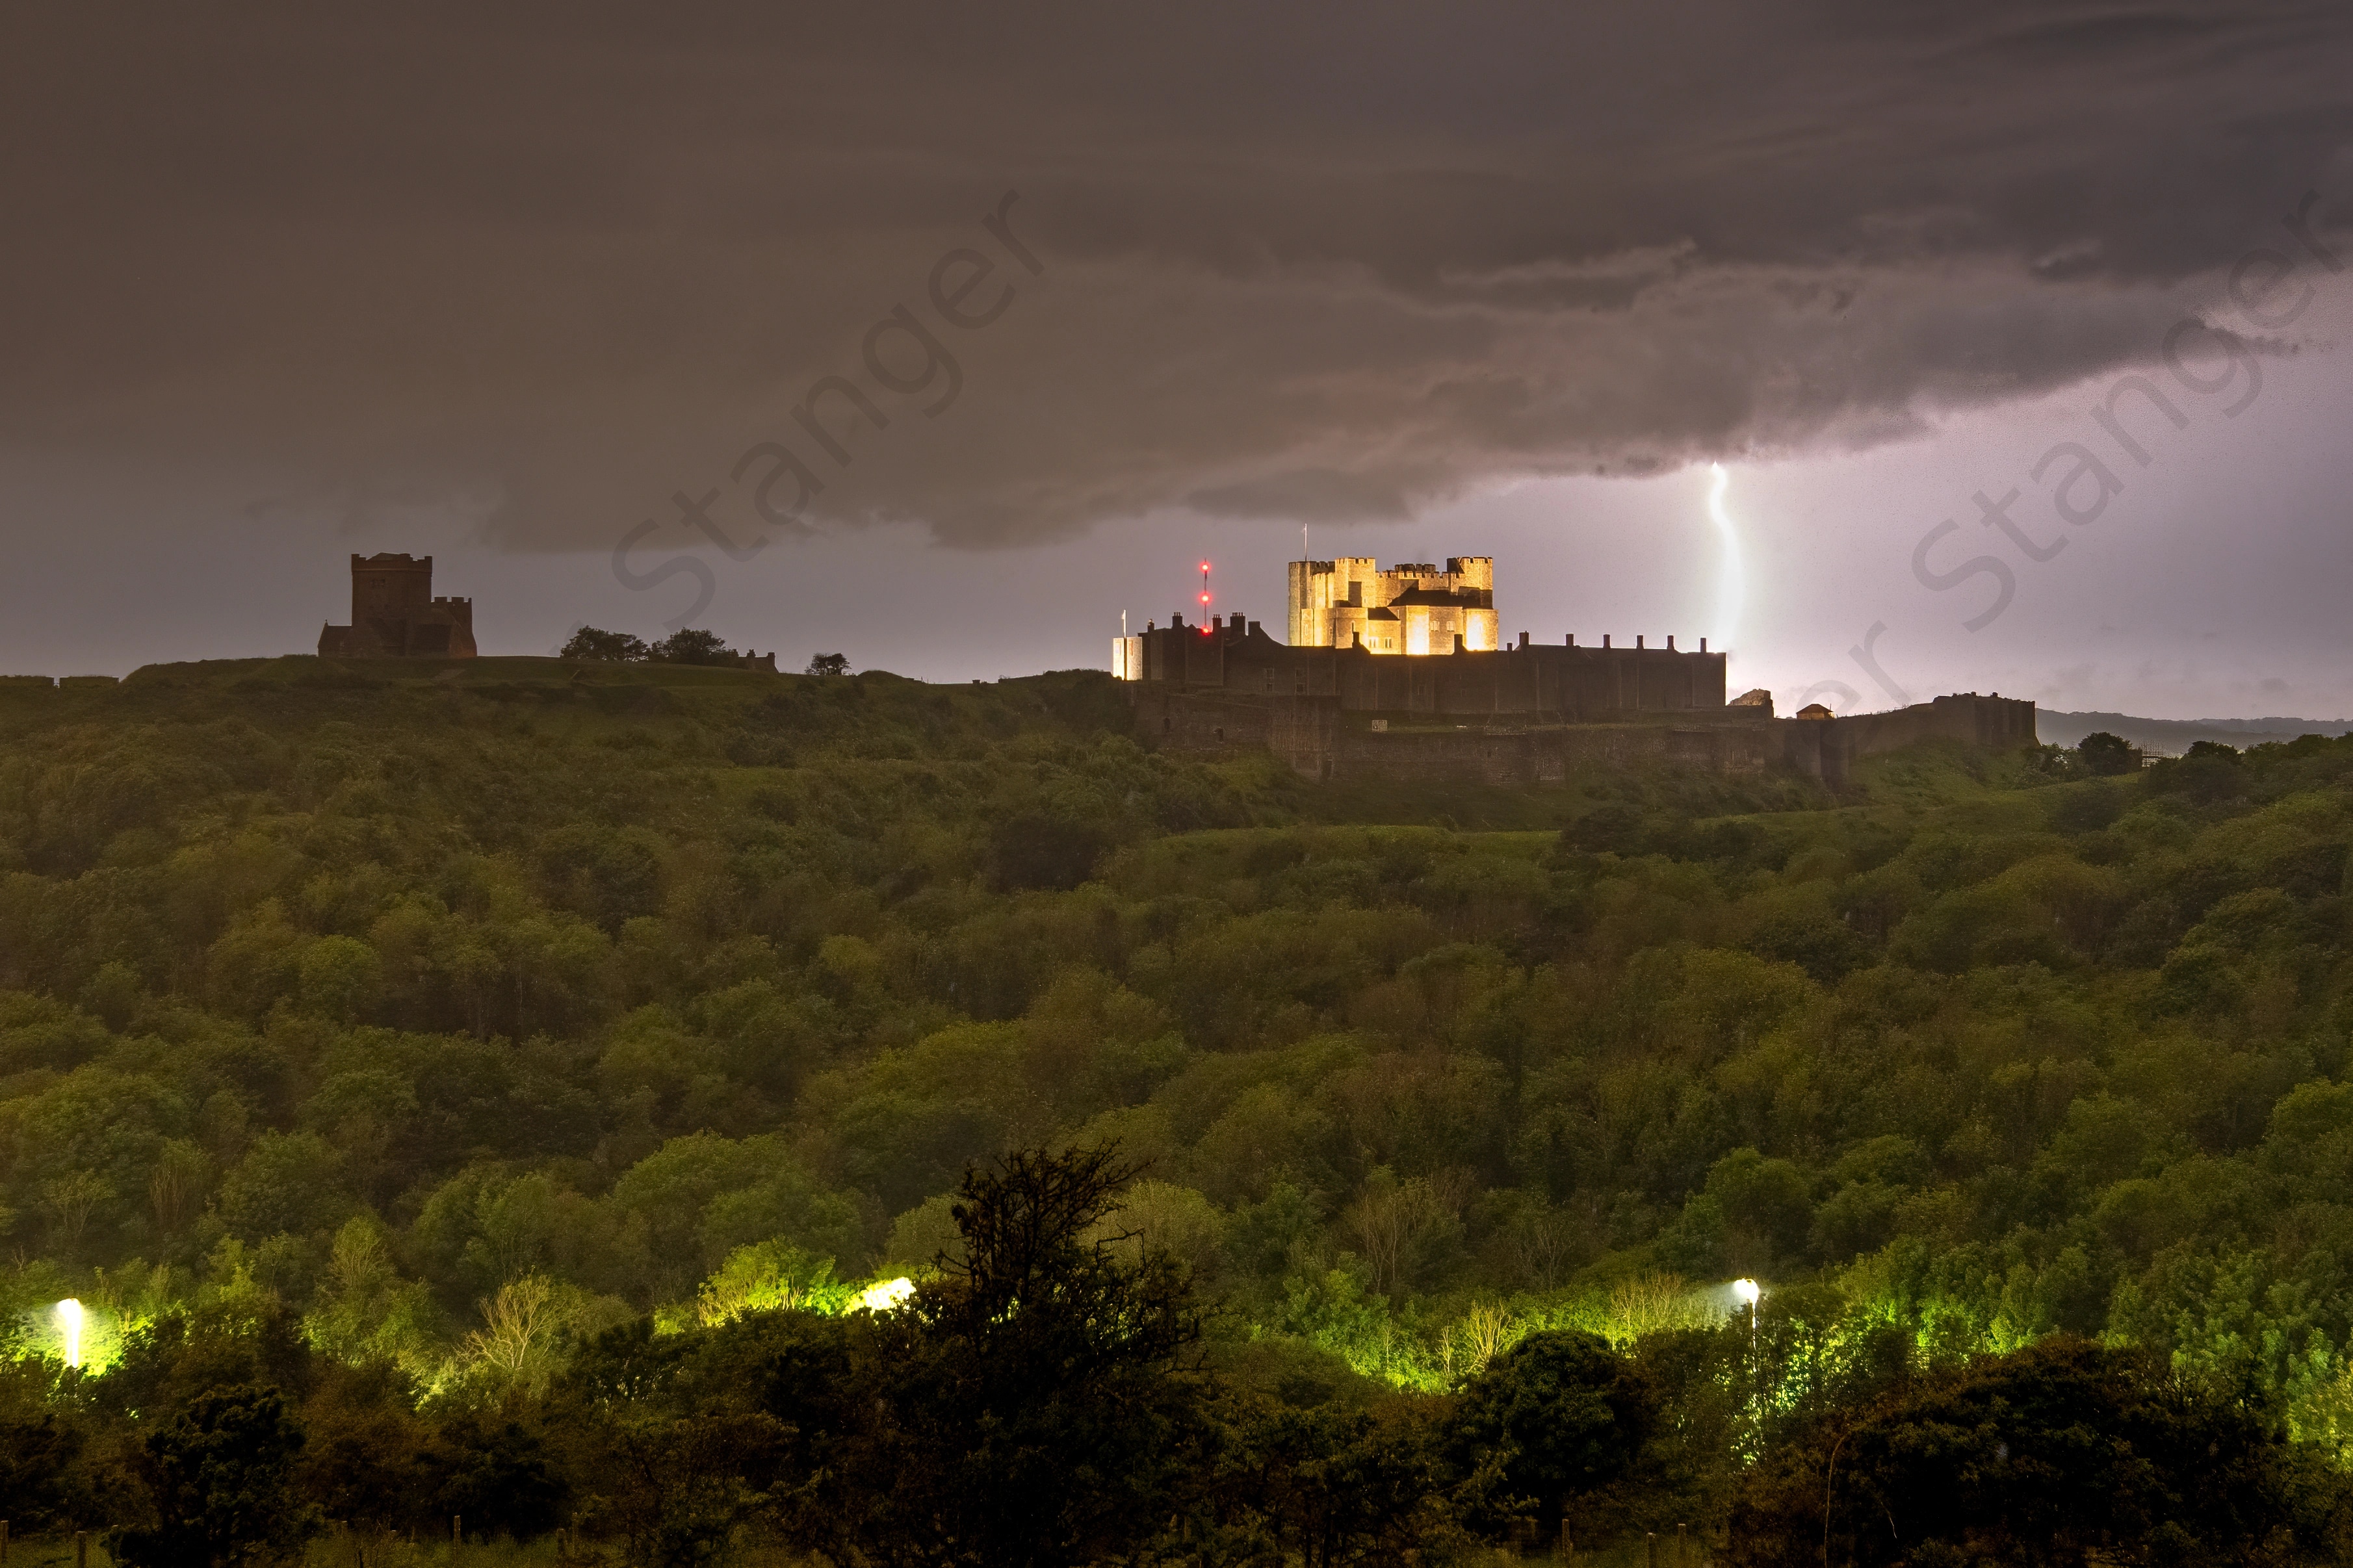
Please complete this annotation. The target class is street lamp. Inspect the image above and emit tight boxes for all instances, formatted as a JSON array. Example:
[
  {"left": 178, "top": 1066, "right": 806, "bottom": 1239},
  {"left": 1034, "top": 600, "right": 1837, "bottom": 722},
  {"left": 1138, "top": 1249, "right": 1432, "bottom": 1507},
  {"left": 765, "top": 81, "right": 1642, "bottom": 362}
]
[{"left": 1732, "top": 1279, "right": 1762, "bottom": 1452}]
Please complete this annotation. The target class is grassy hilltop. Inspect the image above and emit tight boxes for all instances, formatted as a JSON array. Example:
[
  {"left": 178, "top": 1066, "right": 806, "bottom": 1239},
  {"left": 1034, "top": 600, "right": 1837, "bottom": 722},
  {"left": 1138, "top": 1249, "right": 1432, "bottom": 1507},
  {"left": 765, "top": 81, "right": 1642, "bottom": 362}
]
[{"left": 7, "top": 656, "right": 2353, "bottom": 1558}]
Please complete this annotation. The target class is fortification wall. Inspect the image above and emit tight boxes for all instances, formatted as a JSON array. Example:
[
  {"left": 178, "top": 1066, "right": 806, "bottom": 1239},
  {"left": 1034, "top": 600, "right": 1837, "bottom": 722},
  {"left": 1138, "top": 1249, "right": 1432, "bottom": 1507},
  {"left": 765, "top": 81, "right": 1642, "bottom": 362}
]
[
  {"left": 1127, "top": 617, "right": 1726, "bottom": 716},
  {"left": 1134, "top": 686, "right": 2035, "bottom": 784},
  {"left": 1778, "top": 693, "right": 2038, "bottom": 785}
]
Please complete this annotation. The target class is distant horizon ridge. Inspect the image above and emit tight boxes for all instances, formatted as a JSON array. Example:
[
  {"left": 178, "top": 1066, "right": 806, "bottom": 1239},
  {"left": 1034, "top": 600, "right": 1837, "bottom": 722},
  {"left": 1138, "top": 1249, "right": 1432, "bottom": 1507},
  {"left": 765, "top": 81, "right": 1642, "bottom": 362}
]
[{"left": 2043, "top": 709, "right": 2353, "bottom": 732}]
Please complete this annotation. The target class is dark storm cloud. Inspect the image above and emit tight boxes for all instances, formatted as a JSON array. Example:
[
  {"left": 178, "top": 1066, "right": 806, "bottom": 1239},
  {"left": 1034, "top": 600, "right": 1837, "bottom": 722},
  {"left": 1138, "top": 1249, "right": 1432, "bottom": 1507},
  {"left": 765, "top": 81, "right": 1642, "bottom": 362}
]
[{"left": 2, "top": 1, "right": 2348, "bottom": 547}]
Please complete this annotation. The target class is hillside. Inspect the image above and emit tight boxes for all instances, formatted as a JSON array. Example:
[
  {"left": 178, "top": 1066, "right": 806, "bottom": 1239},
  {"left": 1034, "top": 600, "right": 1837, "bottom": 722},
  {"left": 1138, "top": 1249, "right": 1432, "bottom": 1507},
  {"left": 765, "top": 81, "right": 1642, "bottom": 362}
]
[{"left": 7, "top": 655, "right": 2353, "bottom": 1546}]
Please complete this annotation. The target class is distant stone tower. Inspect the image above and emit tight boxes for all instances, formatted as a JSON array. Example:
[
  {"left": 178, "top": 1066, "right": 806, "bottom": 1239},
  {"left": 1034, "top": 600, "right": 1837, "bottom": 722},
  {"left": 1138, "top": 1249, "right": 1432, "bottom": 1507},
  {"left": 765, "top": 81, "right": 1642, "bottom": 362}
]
[{"left": 318, "top": 553, "right": 477, "bottom": 658}]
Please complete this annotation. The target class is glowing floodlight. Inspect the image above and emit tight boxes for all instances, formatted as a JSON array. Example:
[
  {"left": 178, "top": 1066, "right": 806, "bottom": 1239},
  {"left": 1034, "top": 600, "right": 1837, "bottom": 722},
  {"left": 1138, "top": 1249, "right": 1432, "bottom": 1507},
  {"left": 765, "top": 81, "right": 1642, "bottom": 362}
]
[
  {"left": 57, "top": 1298, "right": 84, "bottom": 1369},
  {"left": 1731, "top": 1278, "right": 1761, "bottom": 1307},
  {"left": 857, "top": 1277, "right": 915, "bottom": 1313}
]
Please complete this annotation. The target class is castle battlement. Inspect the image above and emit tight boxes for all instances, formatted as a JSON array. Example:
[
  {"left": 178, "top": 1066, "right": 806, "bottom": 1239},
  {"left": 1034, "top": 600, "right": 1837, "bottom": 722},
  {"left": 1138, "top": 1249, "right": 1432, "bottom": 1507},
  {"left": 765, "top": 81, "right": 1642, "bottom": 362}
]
[{"left": 1116, "top": 609, "right": 1726, "bottom": 713}]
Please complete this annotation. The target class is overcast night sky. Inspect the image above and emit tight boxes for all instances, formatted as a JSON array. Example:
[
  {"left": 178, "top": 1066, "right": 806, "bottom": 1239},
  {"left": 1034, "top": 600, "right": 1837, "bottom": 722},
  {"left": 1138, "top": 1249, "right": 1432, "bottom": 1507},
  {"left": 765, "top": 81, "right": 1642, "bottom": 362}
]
[{"left": 5, "top": 3, "right": 2352, "bottom": 717}]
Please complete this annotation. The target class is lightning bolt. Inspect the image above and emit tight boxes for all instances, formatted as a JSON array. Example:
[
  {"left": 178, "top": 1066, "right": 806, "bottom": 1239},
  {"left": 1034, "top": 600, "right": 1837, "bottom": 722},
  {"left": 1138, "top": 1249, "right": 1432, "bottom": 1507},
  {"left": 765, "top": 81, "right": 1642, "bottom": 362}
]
[{"left": 1707, "top": 463, "right": 1745, "bottom": 649}]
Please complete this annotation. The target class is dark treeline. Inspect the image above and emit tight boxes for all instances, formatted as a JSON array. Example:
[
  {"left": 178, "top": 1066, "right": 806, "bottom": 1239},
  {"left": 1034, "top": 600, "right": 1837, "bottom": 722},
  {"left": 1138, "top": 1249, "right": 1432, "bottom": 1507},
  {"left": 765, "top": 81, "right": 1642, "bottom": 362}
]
[
  {"left": 6, "top": 657, "right": 2353, "bottom": 1561},
  {"left": 13, "top": 1146, "right": 2345, "bottom": 1567}
]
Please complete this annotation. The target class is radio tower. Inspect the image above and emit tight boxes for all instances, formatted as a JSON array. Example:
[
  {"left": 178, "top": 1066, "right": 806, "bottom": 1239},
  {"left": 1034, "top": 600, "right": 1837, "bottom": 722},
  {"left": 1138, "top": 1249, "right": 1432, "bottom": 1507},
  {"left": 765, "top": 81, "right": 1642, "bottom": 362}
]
[{"left": 1198, "top": 559, "right": 1212, "bottom": 634}]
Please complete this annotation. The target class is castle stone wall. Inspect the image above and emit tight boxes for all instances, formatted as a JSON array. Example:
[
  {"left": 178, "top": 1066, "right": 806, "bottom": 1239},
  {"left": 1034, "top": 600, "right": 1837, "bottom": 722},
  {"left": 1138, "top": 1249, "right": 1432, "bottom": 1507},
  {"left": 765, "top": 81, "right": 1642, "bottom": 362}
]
[
  {"left": 1134, "top": 682, "right": 2036, "bottom": 784},
  {"left": 1128, "top": 615, "right": 1726, "bottom": 717}
]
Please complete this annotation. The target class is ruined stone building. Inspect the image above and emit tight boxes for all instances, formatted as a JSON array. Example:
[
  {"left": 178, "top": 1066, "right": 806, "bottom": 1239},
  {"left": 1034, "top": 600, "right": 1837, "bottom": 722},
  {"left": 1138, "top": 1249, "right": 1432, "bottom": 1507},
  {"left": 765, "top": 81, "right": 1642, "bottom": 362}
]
[
  {"left": 1113, "top": 555, "right": 2034, "bottom": 784},
  {"left": 318, "top": 554, "right": 478, "bottom": 658}
]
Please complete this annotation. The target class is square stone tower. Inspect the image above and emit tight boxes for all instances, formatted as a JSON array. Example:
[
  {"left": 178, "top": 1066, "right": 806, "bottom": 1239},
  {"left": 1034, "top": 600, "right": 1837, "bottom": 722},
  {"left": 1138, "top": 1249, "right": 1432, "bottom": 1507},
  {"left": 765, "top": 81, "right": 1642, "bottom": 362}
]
[{"left": 318, "top": 553, "right": 478, "bottom": 658}]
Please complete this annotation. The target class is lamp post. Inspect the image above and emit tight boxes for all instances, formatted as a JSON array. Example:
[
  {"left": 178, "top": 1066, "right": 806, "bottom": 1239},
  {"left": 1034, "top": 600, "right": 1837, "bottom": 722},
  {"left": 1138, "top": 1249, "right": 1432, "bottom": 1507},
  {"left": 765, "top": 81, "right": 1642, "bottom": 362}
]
[{"left": 1732, "top": 1278, "right": 1761, "bottom": 1452}]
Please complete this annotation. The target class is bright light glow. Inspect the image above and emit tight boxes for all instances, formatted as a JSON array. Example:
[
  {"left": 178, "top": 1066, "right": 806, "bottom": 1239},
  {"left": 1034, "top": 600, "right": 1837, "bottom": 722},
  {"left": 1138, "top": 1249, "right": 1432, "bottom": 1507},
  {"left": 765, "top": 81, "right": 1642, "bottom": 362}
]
[
  {"left": 1731, "top": 1278, "right": 1761, "bottom": 1306},
  {"left": 56, "top": 1298, "right": 84, "bottom": 1368},
  {"left": 856, "top": 1276, "right": 914, "bottom": 1313},
  {"left": 1706, "top": 463, "right": 1745, "bottom": 649}
]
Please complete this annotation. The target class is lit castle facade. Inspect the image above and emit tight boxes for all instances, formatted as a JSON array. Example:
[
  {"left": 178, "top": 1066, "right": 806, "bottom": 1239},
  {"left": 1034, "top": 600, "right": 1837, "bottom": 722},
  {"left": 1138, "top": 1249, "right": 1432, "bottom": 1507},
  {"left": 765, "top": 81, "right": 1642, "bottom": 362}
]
[{"left": 1287, "top": 556, "right": 1499, "bottom": 654}]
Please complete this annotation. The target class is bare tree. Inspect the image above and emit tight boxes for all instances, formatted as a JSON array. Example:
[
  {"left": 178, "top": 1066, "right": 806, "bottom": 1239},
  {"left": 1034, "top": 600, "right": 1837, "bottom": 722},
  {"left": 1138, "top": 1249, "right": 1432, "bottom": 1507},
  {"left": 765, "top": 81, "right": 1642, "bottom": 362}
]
[
  {"left": 40, "top": 1170, "right": 114, "bottom": 1257},
  {"left": 460, "top": 1274, "right": 576, "bottom": 1393},
  {"left": 148, "top": 1140, "right": 209, "bottom": 1237}
]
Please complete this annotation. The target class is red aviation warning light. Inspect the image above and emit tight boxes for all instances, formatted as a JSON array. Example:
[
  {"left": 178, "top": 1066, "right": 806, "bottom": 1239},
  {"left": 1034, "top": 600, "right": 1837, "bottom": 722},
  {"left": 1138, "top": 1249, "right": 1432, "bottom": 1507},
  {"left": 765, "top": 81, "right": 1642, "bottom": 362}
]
[{"left": 1198, "top": 559, "right": 1213, "bottom": 633}]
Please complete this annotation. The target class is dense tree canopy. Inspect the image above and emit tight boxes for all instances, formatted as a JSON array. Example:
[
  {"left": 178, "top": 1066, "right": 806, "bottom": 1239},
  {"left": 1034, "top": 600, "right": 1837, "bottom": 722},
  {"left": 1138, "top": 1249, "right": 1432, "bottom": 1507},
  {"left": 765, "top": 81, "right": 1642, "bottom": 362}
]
[{"left": 5, "top": 656, "right": 2353, "bottom": 1557}]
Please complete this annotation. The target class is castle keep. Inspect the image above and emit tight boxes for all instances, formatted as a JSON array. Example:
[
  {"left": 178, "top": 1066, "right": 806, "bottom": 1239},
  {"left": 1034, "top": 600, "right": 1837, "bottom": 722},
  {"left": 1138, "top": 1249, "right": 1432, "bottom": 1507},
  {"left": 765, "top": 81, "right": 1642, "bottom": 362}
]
[
  {"left": 1288, "top": 556, "right": 1500, "bottom": 654},
  {"left": 318, "top": 553, "right": 477, "bottom": 658},
  {"left": 1115, "top": 555, "right": 2034, "bottom": 784}
]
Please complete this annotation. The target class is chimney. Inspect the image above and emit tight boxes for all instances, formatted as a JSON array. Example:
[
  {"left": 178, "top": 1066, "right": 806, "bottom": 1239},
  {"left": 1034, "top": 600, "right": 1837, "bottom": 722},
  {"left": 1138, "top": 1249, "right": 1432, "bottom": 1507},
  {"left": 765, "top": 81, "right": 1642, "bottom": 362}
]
[
  {"left": 1637, "top": 635, "right": 1645, "bottom": 649},
  {"left": 1518, "top": 630, "right": 1529, "bottom": 648},
  {"left": 1700, "top": 637, "right": 1707, "bottom": 652},
  {"left": 1667, "top": 636, "right": 1676, "bottom": 650},
  {"left": 1567, "top": 633, "right": 1576, "bottom": 646},
  {"left": 1602, "top": 635, "right": 1611, "bottom": 648}
]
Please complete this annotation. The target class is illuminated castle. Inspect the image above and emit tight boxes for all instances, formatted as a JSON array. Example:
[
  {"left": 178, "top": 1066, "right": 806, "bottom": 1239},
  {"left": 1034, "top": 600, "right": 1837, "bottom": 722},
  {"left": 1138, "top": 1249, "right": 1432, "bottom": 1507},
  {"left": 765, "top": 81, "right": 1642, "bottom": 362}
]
[
  {"left": 1287, "top": 557, "right": 1499, "bottom": 654},
  {"left": 1111, "top": 552, "right": 2036, "bottom": 785},
  {"left": 317, "top": 553, "right": 478, "bottom": 658},
  {"left": 1114, "top": 552, "right": 1722, "bottom": 705}
]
